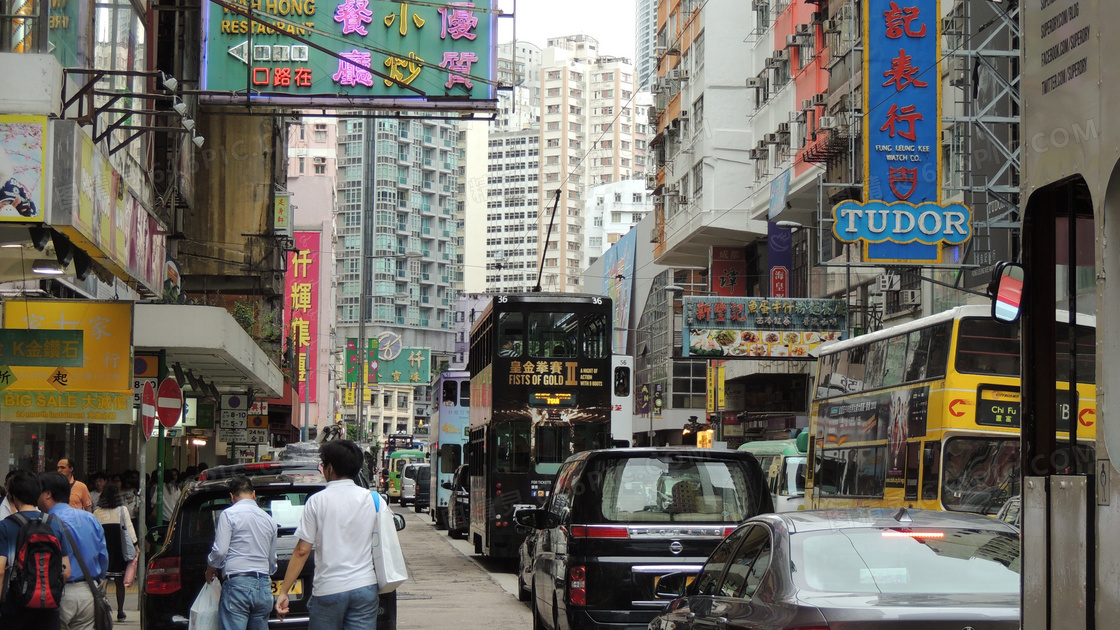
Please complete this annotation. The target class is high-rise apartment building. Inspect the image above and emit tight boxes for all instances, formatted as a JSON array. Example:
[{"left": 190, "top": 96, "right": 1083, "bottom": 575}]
[
  {"left": 495, "top": 41, "right": 542, "bottom": 132},
  {"left": 634, "top": 0, "right": 659, "bottom": 91},
  {"left": 485, "top": 128, "right": 541, "bottom": 293},
  {"left": 584, "top": 179, "right": 652, "bottom": 265},
  {"left": 334, "top": 116, "right": 461, "bottom": 437},
  {"left": 537, "top": 35, "right": 641, "bottom": 292}
]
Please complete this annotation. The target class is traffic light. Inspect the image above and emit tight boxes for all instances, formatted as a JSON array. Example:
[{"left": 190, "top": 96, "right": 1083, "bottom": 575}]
[{"left": 613, "top": 366, "right": 631, "bottom": 397}]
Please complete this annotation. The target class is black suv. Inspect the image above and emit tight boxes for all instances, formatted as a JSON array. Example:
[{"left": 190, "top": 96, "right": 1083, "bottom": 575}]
[
  {"left": 516, "top": 447, "right": 772, "bottom": 630},
  {"left": 141, "top": 475, "right": 403, "bottom": 630}
]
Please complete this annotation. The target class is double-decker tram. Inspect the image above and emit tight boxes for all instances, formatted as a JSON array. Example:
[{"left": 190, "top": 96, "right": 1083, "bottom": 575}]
[
  {"left": 429, "top": 370, "right": 470, "bottom": 528},
  {"left": 467, "top": 293, "right": 612, "bottom": 558},
  {"left": 806, "top": 305, "right": 1095, "bottom": 515}
]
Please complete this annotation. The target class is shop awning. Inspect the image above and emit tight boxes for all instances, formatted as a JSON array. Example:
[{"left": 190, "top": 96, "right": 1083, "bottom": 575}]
[{"left": 133, "top": 304, "right": 284, "bottom": 398}]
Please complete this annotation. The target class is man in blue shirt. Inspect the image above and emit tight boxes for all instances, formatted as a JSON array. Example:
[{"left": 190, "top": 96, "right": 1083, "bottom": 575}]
[
  {"left": 0, "top": 470, "right": 73, "bottom": 630},
  {"left": 39, "top": 472, "right": 108, "bottom": 630},
  {"left": 205, "top": 475, "right": 277, "bottom": 630}
]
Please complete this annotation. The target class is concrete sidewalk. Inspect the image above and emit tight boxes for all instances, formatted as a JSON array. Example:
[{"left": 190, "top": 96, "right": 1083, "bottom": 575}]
[{"left": 106, "top": 582, "right": 141, "bottom": 628}]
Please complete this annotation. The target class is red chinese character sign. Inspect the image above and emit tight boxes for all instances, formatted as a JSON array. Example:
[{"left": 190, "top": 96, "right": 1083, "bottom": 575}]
[
  {"left": 709, "top": 247, "right": 747, "bottom": 297},
  {"left": 201, "top": 0, "right": 495, "bottom": 108},
  {"left": 830, "top": 0, "right": 971, "bottom": 264},
  {"left": 284, "top": 231, "right": 320, "bottom": 402}
]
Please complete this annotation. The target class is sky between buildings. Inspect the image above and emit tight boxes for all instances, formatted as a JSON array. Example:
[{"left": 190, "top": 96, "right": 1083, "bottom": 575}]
[{"left": 498, "top": 0, "right": 638, "bottom": 60}]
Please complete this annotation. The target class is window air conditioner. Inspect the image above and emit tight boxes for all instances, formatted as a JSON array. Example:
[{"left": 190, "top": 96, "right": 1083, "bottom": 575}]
[
  {"left": 818, "top": 116, "right": 836, "bottom": 129},
  {"left": 796, "top": 24, "right": 812, "bottom": 35},
  {"left": 812, "top": 93, "right": 827, "bottom": 106},
  {"left": 746, "top": 77, "right": 765, "bottom": 88},
  {"left": 773, "top": 50, "right": 790, "bottom": 61},
  {"left": 899, "top": 289, "right": 921, "bottom": 306}
]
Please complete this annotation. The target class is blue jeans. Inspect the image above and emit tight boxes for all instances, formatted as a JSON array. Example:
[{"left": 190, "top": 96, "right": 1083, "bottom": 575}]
[
  {"left": 219, "top": 575, "right": 273, "bottom": 630},
  {"left": 307, "top": 584, "right": 379, "bottom": 630}
]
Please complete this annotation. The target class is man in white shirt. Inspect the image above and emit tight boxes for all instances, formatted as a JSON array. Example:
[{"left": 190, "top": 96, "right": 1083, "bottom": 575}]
[
  {"left": 275, "top": 440, "right": 383, "bottom": 629},
  {"left": 205, "top": 475, "right": 277, "bottom": 630}
]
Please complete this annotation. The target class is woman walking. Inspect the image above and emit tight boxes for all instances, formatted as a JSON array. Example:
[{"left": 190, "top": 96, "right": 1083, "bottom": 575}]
[{"left": 94, "top": 484, "right": 140, "bottom": 621}]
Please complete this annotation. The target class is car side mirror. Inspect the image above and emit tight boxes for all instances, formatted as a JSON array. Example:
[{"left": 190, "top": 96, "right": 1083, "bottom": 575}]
[
  {"left": 394, "top": 513, "right": 406, "bottom": 531},
  {"left": 989, "top": 261, "right": 1024, "bottom": 323},
  {"left": 655, "top": 572, "right": 690, "bottom": 599},
  {"left": 514, "top": 508, "right": 553, "bottom": 530}
]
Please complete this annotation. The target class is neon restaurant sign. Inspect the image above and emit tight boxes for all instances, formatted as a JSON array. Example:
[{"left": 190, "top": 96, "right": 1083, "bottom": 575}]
[
  {"left": 832, "top": 0, "right": 971, "bottom": 264},
  {"left": 200, "top": 0, "right": 496, "bottom": 107}
]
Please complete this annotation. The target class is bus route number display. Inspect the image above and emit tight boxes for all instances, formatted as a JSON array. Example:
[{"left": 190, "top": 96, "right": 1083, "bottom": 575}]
[{"left": 529, "top": 392, "right": 578, "bottom": 408}]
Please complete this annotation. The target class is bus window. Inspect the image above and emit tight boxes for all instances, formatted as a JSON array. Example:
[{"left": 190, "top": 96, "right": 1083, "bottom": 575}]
[
  {"left": 840, "top": 347, "right": 868, "bottom": 393},
  {"left": 863, "top": 341, "right": 889, "bottom": 390},
  {"left": 459, "top": 380, "right": 470, "bottom": 406},
  {"left": 942, "top": 437, "right": 1020, "bottom": 514},
  {"left": 955, "top": 318, "right": 1019, "bottom": 376},
  {"left": 881, "top": 335, "right": 908, "bottom": 388},
  {"left": 903, "top": 323, "right": 951, "bottom": 382},
  {"left": 443, "top": 379, "right": 458, "bottom": 406},
  {"left": 498, "top": 311, "right": 523, "bottom": 357},
  {"left": 817, "top": 447, "right": 884, "bottom": 498},
  {"left": 439, "top": 443, "right": 461, "bottom": 474},
  {"left": 921, "top": 441, "right": 940, "bottom": 501},
  {"left": 528, "top": 312, "right": 579, "bottom": 358},
  {"left": 926, "top": 322, "right": 951, "bottom": 378},
  {"left": 535, "top": 424, "right": 570, "bottom": 475},
  {"left": 583, "top": 312, "right": 608, "bottom": 358},
  {"left": 904, "top": 441, "right": 920, "bottom": 501},
  {"left": 495, "top": 421, "right": 531, "bottom": 473},
  {"left": 814, "top": 353, "right": 843, "bottom": 399}
]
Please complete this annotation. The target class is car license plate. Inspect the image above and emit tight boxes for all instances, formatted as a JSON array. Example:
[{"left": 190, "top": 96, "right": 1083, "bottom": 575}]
[{"left": 271, "top": 579, "right": 303, "bottom": 600}]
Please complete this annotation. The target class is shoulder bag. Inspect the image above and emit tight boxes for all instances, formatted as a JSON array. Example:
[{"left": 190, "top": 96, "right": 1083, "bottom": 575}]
[
  {"left": 60, "top": 520, "right": 114, "bottom": 630},
  {"left": 370, "top": 491, "right": 407, "bottom": 594},
  {"left": 119, "top": 507, "right": 136, "bottom": 562}
]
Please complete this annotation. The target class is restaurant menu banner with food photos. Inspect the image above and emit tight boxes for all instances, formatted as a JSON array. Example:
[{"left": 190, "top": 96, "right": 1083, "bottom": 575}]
[{"left": 682, "top": 297, "right": 846, "bottom": 359}]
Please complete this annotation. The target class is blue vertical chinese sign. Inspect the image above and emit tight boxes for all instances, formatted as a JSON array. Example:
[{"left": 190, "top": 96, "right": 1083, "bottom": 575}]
[{"left": 832, "top": 0, "right": 971, "bottom": 264}]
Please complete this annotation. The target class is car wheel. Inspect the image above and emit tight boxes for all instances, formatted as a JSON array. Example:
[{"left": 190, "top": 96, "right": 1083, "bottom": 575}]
[{"left": 414, "top": 503, "right": 423, "bottom": 513}]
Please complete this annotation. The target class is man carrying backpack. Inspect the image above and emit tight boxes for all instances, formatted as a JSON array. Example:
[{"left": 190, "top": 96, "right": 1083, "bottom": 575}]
[
  {"left": 0, "top": 470, "right": 72, "bottom": 630},
  {"left": 38, "top": 472, "right": 108, "bottom": 630}
]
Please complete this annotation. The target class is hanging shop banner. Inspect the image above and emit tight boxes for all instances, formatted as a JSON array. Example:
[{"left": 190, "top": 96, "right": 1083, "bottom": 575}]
[
  {"left": 200, "top": 0, "right": 496, "bottom": 108},
  {"left": 284, "top": 231, "right": 320, "bottom": 402},
  {"left": 345, "top": 338, "right": 360, "bottom": 384},
  {"left": 366, "top": 337, "right": 379, "bottom": 384},
  {"left": 0, "top": 301, "right": 133, "bottom": 424},
  {"left": 0, "top": 115, "right": 47, "bottom": 223},
  {"left": 710, "top": 247, "right": 747, "bottom": 297},
  {"left": 682, "top": 296, "right": 846, "bottom": 359},
  {"left": 601, "top": 228, "right": 635, "bottom": 354},
  {"left": 831, "top": 0, "right": 971, "bottom": 264}
]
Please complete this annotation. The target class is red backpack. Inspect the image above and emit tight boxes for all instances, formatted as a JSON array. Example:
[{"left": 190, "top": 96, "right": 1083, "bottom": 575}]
[{"left": 5, "top": 512, "right": 65, "bottom": 609}]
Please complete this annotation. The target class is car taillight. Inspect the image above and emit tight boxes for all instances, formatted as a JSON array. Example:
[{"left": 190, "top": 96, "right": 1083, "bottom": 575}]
[
  {"left": 569, "top": 565, "right": 586, "bottom": 606},
  {"left": 882, "top": 530, "right": 945, "bottom": 539},
  {"left": 146, "top": 556, "right": 181, "bottom": 595},
  {"left": 723, "top": 526, "right": 737, "bottom": 537},
  {"left": 245, "top": 463, "right": 281, "bottom": 472},
  {"left": 568, "top": 525, "right": 629, "bottom": 539},
  {"left": 198, "top": 471, "right": 208, "bottom": 481}
]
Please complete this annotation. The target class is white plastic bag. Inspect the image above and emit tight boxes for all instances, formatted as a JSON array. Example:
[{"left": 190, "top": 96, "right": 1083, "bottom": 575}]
[
  {"left": 188, "top": 580, "right": 222, "bottom": 630},
  {"left": 371, "top": 493, "right": 408, "bottom": 594}
]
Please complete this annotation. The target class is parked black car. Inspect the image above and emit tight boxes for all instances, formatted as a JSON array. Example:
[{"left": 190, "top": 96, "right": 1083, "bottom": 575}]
[
  {"left": 445, "top": 464, "right": 469, "bottom": 539},
  {"left": 650, "top": 508, "right": 1022, "bottom": 630},
  {"left": 515, "top": 447, "right": 772, "bottom": 630},
  {"left": 413, "top": 463, "right": 431, "bottom": 513},
  {"left": 141, "top": 475, "right": 404, "bottom": 630}
]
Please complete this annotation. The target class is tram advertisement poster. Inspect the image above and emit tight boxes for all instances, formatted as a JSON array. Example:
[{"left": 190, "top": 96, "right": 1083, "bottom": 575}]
[{"left": 820, "top": 386, "right": 928, "bottom": 488}]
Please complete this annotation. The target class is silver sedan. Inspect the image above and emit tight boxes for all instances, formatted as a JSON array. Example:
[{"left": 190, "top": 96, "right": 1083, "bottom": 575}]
[{"left": 649, "top": 508, "right": 1020, "bottom": 630}]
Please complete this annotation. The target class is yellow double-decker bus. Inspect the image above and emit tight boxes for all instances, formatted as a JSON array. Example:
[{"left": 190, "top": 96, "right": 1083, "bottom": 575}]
[{"left": 806, "top": 305, "right": 1095, "bottom": 515}]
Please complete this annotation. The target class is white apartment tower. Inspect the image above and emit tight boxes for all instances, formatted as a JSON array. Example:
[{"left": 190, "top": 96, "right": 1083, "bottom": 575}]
[
  {"left": 634, "top": 0, "right": 659, "bottom": 92},
  {"left": 495, "top": 41, "right": 542, "bottom": 132},
  {"left": 537, "top": 35, "right": 641, "bottom": 292},
  {"left": 485, "top": 128, "right": 541, "bottom": 293}
]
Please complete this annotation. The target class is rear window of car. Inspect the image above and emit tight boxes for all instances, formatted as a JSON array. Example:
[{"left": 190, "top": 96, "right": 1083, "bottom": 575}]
[
  {"left": 794, "top": 527, "right": 1020, "bottom": 594},
  {"left": 592, "top": 456, "right": 759, "bottom": 523},
  {"left": 178, "top": 488, "right": 320, "bottom": 545}
]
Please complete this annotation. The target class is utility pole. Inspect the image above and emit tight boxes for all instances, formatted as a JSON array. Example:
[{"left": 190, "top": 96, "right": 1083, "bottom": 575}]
[{"left": 356, "top": 114, "right": 376, "bottom": 444}]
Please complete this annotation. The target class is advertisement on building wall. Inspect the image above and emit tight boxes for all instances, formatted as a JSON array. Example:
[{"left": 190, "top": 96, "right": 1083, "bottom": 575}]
[
  {"left": 682, "top": 296, "right": 846, "bottom": 359},
  {"left": 375, "top": 345, "right": 431, "bottom": 386},
  {"left": 50, "top": 121, "right": 167, "bottom": 294},
  {"left": 0, "top": 301, "right": 133, "bottom": 424},
  {"left": 0, "top": 115, "right": 47, "bottom": 223},
  {"left": 284, "top": 231, "right": 320, "bottom": 402},
  {"left": 601, "top": 228, "right": 635, "bottom": 354},
  {"left": 200, "top": 0, "right": 496, "bottom": 108},
  {"left": 831, "top": 0, "right": 971, "bottom": 264}
]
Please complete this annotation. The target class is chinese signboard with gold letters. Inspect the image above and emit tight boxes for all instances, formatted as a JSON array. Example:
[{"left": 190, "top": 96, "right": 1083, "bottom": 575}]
[
  {"left": 0, "top": 301, "right": 133, "bottom": 424},
  {"left": 284, "top": 231, "right": 320, "bottom": 402},
  {"left": 200, "top": 0, "right": 495, "bottom": 106}
]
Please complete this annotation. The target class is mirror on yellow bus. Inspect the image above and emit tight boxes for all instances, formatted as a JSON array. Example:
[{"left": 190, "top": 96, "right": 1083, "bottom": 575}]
[{"left": 989, "top": 261, "right": 1024, "bottom": 323}]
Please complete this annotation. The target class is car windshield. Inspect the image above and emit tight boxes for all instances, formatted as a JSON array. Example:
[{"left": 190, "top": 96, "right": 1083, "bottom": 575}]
[
  {"left": 597, "top": 457, "right": 757, "bottom": 523},
  {"left": 179, "top": 488, "right": 319, "bottom": 544},
  {"left": 793, "top": 527, "right": 1021, "bottom": 594}
]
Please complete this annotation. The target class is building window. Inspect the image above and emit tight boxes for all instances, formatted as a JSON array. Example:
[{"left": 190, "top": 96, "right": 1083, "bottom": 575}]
[
  {"left": 298, "top": 157, "right": 305, "bottom": 173},
  {"left": 313, "top": 157, "right": 326, "bottom": 174}
]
